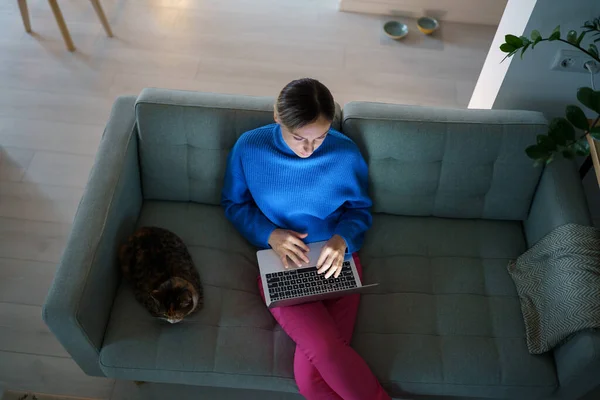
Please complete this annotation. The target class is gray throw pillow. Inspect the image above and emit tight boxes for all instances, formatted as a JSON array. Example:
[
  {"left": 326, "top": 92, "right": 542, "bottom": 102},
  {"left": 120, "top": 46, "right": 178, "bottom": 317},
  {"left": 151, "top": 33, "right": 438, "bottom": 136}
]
[{"left": 508, "top": 223, "right": 600, "bottom": 354}]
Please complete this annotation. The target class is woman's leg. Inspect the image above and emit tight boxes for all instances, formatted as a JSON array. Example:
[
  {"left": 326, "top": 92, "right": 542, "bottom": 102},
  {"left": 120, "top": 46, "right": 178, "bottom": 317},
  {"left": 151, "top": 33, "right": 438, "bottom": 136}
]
[
  {"left": 270, "top": 301, "right": 390, "bottom": 400},
  {"left": 257, "top": 255, "right": 389, "bottom": 400},
  {"left": 291, "top": 294, "right": 361, "bottom": 400},
  {"left": 258, "top": 278, "right": 341, "bottom": 398},
  {"left": 294, "top": 347, "right": 342, "bottom": 400}
]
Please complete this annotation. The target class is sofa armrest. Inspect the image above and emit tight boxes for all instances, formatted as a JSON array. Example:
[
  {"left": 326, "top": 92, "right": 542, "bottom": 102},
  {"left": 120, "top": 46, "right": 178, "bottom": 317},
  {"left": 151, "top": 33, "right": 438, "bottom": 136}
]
[
  {"left": 523, "top": 158, "right": 591, "bottom": 247},
  {"left": 42, "top": 96, "right": 142, "bottom": 376},
  {"left": 552, "top": 331, "right": 600, "bottom": 400}
]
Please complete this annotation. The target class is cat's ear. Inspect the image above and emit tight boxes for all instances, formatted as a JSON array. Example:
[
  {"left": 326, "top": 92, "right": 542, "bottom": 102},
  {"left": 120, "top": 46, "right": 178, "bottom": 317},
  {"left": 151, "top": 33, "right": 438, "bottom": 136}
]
[{"left": 150, "top": 290, "right": 161, "bottom": 305}]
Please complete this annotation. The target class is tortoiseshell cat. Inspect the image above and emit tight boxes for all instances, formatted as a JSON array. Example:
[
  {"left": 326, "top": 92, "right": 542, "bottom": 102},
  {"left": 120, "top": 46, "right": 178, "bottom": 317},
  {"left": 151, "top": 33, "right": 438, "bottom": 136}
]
[{"left": 119, "top": 227, "right": 203, "bottom": 323}]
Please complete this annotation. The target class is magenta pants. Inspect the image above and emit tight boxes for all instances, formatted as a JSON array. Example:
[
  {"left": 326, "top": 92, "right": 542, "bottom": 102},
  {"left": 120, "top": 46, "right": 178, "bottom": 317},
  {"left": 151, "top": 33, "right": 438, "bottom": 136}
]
[{"left": 258, "top": 255, "right": 391, "bottom": 400}]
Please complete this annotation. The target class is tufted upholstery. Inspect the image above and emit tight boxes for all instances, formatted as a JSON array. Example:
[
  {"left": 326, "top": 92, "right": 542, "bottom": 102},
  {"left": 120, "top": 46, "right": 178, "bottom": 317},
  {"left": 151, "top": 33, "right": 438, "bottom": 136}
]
[
  {"left": 100, "top": 201, "right": 298, "bottom": 391},
  {"left": 45, "top": 91, "right": 597, "bottom": 400},
  {"left": 342, "top": 102, "right": 547, "bottom": 220},
  {"left": 354, "top": 214, "right": 557, "bottom": 398},
  {"left": 135, "top": 88, "right": 341, "bottom": 205},
  {"left": 100, "top": 205, "right": 558, "bottom": 398}
]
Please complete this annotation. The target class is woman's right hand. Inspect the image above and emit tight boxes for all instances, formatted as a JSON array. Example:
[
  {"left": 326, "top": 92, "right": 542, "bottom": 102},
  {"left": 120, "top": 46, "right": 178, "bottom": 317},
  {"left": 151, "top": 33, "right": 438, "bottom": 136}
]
[{"left": 268, "top": 229, "right": 310, "bottom": 268}]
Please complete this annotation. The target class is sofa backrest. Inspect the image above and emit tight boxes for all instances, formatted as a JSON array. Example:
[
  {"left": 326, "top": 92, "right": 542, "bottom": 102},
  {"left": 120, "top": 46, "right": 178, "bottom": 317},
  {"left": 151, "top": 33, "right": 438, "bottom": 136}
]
[
  {"left": 342, "top": 102, "right": 547, "bottom": 220},
  {"left": 135, "top": 88, "right": 341, "bottom": 205}
]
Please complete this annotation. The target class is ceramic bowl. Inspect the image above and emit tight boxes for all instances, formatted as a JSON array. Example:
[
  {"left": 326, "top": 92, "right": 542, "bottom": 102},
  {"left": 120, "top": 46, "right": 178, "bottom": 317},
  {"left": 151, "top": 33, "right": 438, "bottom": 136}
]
[
  {"left": 417, "top": 17, "right": 439, "bottom": 35},
  {"left": 383, "top": 21, "right": 409, "bottom": 40}
]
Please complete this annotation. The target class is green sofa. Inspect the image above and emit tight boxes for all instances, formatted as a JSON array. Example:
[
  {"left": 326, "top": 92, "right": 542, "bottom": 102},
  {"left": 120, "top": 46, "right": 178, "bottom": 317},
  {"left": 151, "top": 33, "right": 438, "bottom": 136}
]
[{"left": 43, "top": 88, "right": 598, "bottom": 400}]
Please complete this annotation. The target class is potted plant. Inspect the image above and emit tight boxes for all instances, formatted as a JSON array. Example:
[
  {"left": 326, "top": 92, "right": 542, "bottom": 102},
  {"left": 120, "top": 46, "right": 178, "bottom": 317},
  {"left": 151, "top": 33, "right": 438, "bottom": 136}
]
[{"left": 500, "top": 17, "right": 600, "bottom": 166}]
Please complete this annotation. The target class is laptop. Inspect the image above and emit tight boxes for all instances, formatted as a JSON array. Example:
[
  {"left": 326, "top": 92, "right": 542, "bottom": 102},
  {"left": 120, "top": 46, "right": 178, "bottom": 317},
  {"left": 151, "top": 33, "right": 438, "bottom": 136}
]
[{"left": 257, "top": 240, "right": 378, "bottom": 308}]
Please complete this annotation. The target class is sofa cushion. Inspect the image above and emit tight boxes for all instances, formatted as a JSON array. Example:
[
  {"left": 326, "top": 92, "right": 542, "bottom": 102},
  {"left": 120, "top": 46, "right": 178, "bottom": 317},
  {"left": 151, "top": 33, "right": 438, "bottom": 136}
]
[
  {"left": 100, "top": 201, "right": 558, "bottom": 398},
  {"left": 342, "top": 102, "right": 547, "bottom": 220},
  {"left": 99, "top": 201, "right": 298, "bottom": 392},
  {"left": 135, "top": 88, "right": 341, "bottom": 205},
  {"left": 354, "top": 214, "right": 558, "bottom": 399}
]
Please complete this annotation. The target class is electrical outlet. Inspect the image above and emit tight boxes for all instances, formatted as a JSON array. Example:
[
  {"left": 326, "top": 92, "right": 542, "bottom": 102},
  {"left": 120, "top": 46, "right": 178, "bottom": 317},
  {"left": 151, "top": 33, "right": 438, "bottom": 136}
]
[{"left": 551, "top": 49, "right": 599, "bottom": 73}]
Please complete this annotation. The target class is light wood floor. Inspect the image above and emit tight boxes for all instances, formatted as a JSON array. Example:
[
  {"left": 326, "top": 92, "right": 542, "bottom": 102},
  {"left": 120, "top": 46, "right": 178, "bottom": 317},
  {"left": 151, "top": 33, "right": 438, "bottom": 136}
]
[{"left": 0, "top": 0, "right": 496, "bottom": 398}]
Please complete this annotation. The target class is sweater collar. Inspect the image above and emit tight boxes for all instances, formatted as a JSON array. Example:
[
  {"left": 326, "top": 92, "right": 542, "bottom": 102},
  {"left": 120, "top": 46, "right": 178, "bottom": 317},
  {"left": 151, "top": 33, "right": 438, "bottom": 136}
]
[{"left": 273, "top": 124, "right": 298, "bottom": 157}]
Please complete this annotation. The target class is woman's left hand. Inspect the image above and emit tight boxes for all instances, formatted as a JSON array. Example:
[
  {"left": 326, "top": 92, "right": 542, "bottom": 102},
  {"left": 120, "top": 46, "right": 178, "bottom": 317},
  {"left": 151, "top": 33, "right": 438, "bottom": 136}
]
[{"left": 317, "top": 235, "right": 347, "bottom": 279}]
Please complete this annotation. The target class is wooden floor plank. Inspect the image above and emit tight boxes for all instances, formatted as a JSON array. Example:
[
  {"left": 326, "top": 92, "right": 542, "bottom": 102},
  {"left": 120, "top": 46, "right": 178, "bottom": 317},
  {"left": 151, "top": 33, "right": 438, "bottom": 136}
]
[
  {"left": 0, "top": 118, "right": 103, "bottom": 156},
  {"left": 0, "top": 303, "right": 69, "bottom": 358},
  {"left": 22, "top": 152, "right": 94, "bottom": 188},
  {"left": 0, "top": 181, "right": 84, "bottom": 223},
  {"left": 0, "top": 352, "right": 114, "bottom": 399},
  {"left": 0, "top": 217, "right": 71, "bottom": 263},
  {"left": 0, "top": 258, "right": 58, "bottom": 306}
]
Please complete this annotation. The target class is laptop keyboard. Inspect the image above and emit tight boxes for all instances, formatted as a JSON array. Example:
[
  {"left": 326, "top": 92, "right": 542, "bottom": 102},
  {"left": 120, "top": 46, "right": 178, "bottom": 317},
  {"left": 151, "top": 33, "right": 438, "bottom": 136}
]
[{"left": 266, "top": 261, "right": 357, "bottom": 302}]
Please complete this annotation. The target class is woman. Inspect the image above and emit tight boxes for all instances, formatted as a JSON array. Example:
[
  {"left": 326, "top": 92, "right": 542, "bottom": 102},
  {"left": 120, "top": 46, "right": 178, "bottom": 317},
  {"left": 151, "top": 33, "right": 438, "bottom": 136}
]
[{"left": 222, "top": 78, "right": 390, "bottom": 400}]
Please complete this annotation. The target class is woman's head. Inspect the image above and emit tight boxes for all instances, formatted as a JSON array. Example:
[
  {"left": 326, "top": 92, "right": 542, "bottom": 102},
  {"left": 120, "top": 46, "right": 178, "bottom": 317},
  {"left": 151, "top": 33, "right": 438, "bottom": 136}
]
[{"left": 275, "top": 78, "right": 335, "bottom": 158}]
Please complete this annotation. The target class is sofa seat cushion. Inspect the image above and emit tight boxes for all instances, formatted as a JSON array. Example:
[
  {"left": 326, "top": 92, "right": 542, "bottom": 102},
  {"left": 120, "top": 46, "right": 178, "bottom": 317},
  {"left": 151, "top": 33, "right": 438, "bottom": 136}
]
[
  {"left": 354, "top": 214, "right": 558, "bottom": 399},
  {"left": 99, "top": 201, "right": 297, "bottom": 392}
]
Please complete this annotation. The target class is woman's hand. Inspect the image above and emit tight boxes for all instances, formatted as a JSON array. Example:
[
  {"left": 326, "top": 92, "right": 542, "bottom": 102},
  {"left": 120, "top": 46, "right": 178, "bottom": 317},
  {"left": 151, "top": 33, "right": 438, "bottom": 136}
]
[
  {"left": 317, "top": 235, "right": 347, "bottom": 279},
  {"left": 268, "top": 229, "right": 310, "bottom": 268}
]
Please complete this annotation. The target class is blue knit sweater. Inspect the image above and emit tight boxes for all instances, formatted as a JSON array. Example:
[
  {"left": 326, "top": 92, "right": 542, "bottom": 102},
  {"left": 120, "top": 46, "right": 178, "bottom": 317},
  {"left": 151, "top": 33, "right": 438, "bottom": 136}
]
[{"left": 221, "top": 124, "right": 372, "bottom": 253}]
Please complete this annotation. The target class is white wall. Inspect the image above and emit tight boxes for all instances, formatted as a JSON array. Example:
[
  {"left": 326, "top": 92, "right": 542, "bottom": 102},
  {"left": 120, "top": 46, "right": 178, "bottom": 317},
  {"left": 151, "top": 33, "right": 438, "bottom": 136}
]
[
  {"left": 471, "top": 0, "right": 600, "bottom": 117},
  {"left": 468, "top": 0, "right": 537, "bottom": 109},
  {"left": 470, "top": 0, "right": 600, "bottom": 224}
]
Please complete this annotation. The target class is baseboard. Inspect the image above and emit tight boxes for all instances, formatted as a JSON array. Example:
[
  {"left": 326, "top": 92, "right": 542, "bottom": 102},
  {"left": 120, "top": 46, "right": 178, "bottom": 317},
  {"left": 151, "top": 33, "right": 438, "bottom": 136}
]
[{"left": 338, "top": 0, "right": 508, "bottom": 26}]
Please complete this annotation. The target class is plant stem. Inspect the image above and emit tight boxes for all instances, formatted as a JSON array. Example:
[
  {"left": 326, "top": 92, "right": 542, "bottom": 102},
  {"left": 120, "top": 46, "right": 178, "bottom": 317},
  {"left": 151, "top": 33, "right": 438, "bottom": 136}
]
[
  {"left": 590, "top": 114, "right": 600, "bottom": 133},
  {"left": 573, "top": 115, "right": 600, "bottom": 143},
  {"left": 556, "top": 38, "right": 600, "bottom": 62}
]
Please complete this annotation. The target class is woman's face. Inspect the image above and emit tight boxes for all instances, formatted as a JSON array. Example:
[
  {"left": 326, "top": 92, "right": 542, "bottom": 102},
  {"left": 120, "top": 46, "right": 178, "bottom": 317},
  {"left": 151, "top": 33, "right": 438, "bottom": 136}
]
[{"left": 276, "top": 115, "right": 332, "bottom": 158}]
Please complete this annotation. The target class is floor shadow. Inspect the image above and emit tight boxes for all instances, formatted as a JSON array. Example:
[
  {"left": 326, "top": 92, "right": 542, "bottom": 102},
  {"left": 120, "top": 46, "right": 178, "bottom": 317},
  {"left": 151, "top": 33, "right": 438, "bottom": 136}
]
[{"left": 26, "top": 31, "right": 94, "bottom": 67}]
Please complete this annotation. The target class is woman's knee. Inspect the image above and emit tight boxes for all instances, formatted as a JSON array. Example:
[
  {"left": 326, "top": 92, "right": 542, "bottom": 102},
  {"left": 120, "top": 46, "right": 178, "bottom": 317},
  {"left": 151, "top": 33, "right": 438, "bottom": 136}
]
[
  {"left": 303, "top": 335, "right": 346, "bottom": 365},
  {"left": 295, "top": 367, "right": 319, "bottom": 397},
  {"left": 295, "top": 364, "right": 334, "bottom": 399}
]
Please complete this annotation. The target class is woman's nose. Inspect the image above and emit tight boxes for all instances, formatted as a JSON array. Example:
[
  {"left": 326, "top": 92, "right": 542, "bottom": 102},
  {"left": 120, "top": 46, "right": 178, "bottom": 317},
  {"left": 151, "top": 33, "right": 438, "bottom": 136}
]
[{"left": 304, "top": 142, "right": 314, "bottom": 154}]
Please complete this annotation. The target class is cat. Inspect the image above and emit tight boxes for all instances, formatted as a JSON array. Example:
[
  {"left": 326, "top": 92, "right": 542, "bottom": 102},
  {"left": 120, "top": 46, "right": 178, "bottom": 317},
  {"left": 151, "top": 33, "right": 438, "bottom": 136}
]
[{"left": 118, "top": 226, "right": 203, "bottom": 323}]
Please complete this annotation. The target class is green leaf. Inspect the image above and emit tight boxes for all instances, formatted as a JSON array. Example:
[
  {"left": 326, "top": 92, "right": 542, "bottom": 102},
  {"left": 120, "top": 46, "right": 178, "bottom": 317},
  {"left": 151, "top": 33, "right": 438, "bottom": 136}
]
[
  {"left": 536, "top": 134, "right": 556, "bottom": 151},
  {"left": 500, "top": 43, "right": 516, "bottom": 53},
  {"left": 548, "top": 117, "right": 575, "bottom": 145},
  {"left": 591, "top": 132, "right": 600, "bottom": 141},
  {"left": 591, "top": 126, "right": 600, "bottom": 134},
  {"left": 549, "top": 25, "right": 561, "bottom": 41},
  {"left": 525, "top": 144, "right": 550, "bottom": 160},
  {"left": 589, "top": 43, "right": 599, "bottom": 58},
  {"left": 531, "top": 36, "right": 543, "bottom": 49},
  {"left": 546, "top": 154, "right": 555, "bottom": 165},
  {"left": 520, "top": 35, "right": 531, "bottom": 45},
  {"left": 565, "top": 105, "right": 590, "bottom": 130},
  {"left": 505, "top": 34, "right": 523, "bottom": 47},
  {"left": 531, "top": 30, "right": 541, "bottom": 41},
  {"left": 520, "top": 43, "right": 530, "bottom": 59},
  {"left": 576, "top": 31, "right": 587, "bottom": 45},
  {"left": 574, "top": 140, "right": 590, "bottom": 156},
  {"left": 567, "top": 30, "right": 578, "bottom": 44},
  {"left": 562, "top": 149, "right": 575, "bottom": 159},
  {"left": 577, "top": 87, "right": 600, "bottom": 114}
]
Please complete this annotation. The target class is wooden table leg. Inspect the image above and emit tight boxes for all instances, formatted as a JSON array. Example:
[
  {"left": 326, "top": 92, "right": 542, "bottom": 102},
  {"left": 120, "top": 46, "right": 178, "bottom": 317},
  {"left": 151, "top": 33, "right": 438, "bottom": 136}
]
[
  {"left": 90, "top": 0, "right": 113, "bottom": 37},
  {"left": 48, "top": 0, "right": 76, "bottom": 51},
  {"left": 17, "top": 0, "right": 32, "bottom": 33}
]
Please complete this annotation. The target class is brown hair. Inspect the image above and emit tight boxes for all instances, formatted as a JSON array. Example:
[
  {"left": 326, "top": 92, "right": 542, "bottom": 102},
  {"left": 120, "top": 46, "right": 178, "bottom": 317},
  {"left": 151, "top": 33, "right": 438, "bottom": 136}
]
[{"left": 275, "top": 78, "right": 335, "bottom": 131}]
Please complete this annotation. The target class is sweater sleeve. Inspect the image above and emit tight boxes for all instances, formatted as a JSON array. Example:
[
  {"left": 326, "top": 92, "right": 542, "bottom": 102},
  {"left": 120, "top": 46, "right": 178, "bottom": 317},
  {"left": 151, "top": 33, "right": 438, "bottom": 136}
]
[
  {"left": 221, "top": 140, "right": 277, "bottom": 249},
  {"left": 334, "top": 150, "right": 373, "bottom": 254}
]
